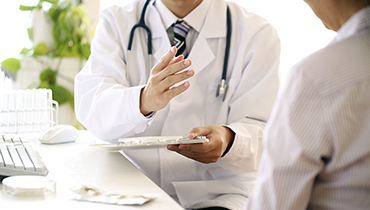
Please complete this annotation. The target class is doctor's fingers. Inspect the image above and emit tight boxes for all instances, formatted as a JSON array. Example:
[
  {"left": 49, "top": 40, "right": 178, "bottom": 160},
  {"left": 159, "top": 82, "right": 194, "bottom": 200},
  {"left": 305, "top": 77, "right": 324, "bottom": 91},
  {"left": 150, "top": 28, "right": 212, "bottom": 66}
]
[
  {"left": 156, "top": 69, "right": 194, "bottom": 92},
  {"left": 174, "top": 147, "right": 221, "bottom": 164},
  {"left": 169, "top": 55, "right": 184, "bottom": 65},
  {"left": 178, "top": 140, "right": 219, "bottom": 154},
  {"left": 151, "top": 47, "right": 177, "bottom": 75},
  {"left": 161, "top": 81, "right": 191, "bottom": 101},
  {"left": 154, "top": 58, "right": 192, "bottom": 82},
  {"left": 150, "top": 56, "right": 184, "bottom": 78}
]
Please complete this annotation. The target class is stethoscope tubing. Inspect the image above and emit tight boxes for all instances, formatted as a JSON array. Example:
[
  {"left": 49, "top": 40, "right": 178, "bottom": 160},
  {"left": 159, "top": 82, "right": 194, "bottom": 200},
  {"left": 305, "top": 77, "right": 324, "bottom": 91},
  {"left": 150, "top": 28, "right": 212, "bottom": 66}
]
[
  {"left": 217, "top": 5, "right": 232, "bottom": 101},
  {"left": 127, "top": 0, "right": 152, "bottom": 86},
  {"left": 128, "top": 0, "right": 152, "bottom": 54},
  {"left": 223, "top": 6, "right": 232, "bottom": 82}
]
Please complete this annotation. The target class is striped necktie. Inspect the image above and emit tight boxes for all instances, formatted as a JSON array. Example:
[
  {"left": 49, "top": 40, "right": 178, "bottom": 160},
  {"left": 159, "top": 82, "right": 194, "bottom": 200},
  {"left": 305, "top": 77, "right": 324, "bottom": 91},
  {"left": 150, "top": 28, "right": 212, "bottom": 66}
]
[{"left": 173, "top": 20, "right": 191, "bottom": 58}]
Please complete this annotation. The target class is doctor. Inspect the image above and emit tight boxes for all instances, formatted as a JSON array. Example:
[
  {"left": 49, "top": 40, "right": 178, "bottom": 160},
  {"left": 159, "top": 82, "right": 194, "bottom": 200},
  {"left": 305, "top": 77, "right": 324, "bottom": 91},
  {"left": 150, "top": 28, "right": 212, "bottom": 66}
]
[{"left": 75, "top": 0, "right": 280, "bottom": 209}]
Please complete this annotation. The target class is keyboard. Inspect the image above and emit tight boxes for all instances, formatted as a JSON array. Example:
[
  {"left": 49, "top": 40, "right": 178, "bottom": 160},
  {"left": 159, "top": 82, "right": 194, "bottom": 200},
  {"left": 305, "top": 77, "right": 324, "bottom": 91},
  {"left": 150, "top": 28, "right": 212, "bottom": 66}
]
[{"left": 0, "top": 134, "right": 48, "bottom": 177}]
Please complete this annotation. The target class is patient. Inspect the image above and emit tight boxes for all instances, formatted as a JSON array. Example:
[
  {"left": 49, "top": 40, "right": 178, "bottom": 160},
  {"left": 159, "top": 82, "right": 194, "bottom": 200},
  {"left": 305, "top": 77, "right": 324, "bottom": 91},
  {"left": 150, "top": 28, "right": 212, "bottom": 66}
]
[{"left": 246, "top": 0, "right": 370, "bottom": 209}]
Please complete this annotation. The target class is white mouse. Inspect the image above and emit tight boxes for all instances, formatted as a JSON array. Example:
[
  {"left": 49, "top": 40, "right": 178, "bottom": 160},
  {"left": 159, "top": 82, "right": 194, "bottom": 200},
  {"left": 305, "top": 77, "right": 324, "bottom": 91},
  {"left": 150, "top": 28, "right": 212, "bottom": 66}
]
[{"left": 39, "top": 124, "right": 79, "bottom": 144}]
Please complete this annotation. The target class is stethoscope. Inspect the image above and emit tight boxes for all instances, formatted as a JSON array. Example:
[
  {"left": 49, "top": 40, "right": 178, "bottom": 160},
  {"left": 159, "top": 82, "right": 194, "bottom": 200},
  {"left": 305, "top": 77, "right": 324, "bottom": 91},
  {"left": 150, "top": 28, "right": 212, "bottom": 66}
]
[{"left": 127, "top": 0, "right": 232, "bottom": 101}]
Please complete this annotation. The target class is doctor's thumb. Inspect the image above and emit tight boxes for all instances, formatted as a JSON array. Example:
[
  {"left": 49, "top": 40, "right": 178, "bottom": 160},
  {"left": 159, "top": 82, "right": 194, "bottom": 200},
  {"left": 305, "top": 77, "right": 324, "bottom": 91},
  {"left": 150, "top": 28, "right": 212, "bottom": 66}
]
[
  {"left": 187, "top": 132, "right": 197, "bottom": 139},
  {"left": 188, "top": 126, "right": 214, "bottom": 139},
  {"left": 187, "top": 127, "right": 204, "bottom": 139}
]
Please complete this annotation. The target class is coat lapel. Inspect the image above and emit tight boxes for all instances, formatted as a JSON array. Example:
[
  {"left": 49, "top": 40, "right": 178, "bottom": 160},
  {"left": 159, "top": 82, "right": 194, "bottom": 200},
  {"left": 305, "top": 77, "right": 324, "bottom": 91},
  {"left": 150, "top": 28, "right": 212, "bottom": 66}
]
[{"left": 185, "top": 1, "right": 227, "bottom": 76}]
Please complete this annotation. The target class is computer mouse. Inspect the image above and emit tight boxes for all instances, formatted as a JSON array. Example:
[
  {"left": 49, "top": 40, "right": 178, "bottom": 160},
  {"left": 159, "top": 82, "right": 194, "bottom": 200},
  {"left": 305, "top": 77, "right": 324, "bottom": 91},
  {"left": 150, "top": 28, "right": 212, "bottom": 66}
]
[{"left": 39, "top": 124, "right": 79, "bottom": 144}]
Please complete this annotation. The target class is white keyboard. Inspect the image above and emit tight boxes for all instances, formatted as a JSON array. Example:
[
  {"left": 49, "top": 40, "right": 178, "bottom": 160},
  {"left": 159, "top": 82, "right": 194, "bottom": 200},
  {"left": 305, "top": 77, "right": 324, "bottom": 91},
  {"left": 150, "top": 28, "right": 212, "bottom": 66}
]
[{"left": 0, "top": 134, "right": 48, "bottom": 177}]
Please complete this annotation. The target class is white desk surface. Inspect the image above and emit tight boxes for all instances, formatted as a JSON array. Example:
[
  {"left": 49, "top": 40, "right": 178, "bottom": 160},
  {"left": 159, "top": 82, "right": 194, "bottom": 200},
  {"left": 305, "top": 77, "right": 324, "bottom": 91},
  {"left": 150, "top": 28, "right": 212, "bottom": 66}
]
[{"left": 0, "top": 131, "right": 184, "bottom": 210}]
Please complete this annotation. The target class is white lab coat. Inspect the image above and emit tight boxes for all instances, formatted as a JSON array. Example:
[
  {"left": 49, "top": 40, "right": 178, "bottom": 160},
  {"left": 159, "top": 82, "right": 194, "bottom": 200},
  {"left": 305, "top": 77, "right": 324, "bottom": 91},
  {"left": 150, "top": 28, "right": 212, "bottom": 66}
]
[{"left": 75, "top": 0, "right": 280, "bottom": 209}]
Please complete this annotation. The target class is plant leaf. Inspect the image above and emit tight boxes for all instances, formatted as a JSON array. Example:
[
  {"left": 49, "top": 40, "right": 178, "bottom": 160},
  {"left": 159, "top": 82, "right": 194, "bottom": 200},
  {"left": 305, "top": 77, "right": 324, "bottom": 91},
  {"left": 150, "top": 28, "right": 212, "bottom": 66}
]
[
  {"left": 27, "top": 27, "right": 33, "bottom": 41},
  {"left": 40, "top": 68, "right": 57, "bottom": 85},
  {"left": 50, "top": 85, "right": 72, "bottom": 105},
  {"left": 1, "top": 58, "right": 20, "bottom": 72},
  {"left": 69, "top": 97, "right": 74, "bottom": 110},
  {"left": 49, "top": 7, "right": 61, "bottom": 23},
  {"left": 79, "top": 43, "right": 91, "bottom": 60},
  {"left": 44, "top": 0, "right": 59, "bottom": 4},
  {"left": 38, "top": 81, "right": 50, "bottom": 89},
  {"left": 19, "top": 5, "right": 38, "bottom": 11},
  {"left": 33, "top": 43, "right": 48, "bottom": 56},
  {"left": 20, "top": 48, "right": 33, "bottom": 55}
]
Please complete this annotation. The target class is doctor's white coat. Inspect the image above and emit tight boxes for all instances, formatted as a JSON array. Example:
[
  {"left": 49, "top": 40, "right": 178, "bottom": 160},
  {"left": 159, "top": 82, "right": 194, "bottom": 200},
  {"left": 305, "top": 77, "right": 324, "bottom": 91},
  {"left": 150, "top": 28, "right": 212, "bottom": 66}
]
[{"left": 75, "top": 0, "right": 280, "bottom": 209}]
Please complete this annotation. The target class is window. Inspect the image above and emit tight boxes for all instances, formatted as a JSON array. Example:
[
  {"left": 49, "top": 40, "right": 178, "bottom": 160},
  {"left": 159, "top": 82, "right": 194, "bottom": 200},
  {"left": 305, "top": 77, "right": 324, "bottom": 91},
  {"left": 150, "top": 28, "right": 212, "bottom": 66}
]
[
  {"left": 0, "top": 1, "right": 37, "bottom": 63},
  {"left": 0, "top": 0, "right": 86, "bottom": 63}
]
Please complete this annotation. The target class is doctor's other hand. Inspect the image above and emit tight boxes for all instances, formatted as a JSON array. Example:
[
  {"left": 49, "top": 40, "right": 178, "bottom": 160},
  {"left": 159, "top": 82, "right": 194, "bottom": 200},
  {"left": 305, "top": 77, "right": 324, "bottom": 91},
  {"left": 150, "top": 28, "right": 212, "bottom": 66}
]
[
  {"left": 140, "top": 46, "right": 195, "bottom": 116},
  {"left": 167, "top": 125, "right": 235, "bottom": 163}
]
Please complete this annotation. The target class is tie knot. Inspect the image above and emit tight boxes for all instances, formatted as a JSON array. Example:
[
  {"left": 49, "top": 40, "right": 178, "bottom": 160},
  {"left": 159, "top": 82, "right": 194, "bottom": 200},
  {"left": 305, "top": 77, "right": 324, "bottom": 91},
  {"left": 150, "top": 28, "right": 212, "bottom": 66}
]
[
  {"left": 173, "top": 20, "right": 191, "bottom": 37},
  {"left": 173, "top": 20, "right": 191, "bottom": 57}
]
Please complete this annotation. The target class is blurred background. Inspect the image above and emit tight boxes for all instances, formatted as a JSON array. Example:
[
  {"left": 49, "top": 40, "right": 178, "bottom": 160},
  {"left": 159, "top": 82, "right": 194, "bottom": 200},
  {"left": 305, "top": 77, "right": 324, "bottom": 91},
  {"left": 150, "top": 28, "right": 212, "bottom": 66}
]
[{"left": 0, "top": 0, "right": 336, "bottom": 126}]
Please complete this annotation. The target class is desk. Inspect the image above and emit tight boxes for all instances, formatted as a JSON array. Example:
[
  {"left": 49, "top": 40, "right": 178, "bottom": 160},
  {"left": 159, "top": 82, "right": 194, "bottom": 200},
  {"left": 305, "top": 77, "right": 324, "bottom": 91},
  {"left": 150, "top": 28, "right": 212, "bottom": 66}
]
[{"left": 0, "top": 131, "right": 184, "bottom": 210}]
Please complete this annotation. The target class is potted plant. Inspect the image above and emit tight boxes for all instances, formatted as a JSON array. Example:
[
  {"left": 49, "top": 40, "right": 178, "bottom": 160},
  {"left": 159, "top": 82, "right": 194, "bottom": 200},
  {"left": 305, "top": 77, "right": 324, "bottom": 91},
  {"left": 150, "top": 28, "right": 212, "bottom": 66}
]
[{"left": 1, "top": 0, "right": 91, "bottom": 126}]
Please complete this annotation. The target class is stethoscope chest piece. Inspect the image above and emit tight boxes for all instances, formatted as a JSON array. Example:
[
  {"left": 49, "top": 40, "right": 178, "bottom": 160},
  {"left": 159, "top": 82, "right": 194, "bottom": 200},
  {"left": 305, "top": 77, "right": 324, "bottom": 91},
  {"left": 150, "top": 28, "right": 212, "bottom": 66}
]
[
  {"left": 216, "top": 5, "right": 232, "bottom": 102},
  {"left": 216, "top": 79, "right": 228, "bottom": 101}
]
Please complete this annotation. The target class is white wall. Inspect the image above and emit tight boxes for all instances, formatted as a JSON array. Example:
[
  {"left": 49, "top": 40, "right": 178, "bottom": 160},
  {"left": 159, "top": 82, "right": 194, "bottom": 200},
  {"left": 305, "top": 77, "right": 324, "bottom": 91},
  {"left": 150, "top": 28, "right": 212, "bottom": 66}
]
[{"left": 231, "top": 0, "right": 336, "bottom": 84}]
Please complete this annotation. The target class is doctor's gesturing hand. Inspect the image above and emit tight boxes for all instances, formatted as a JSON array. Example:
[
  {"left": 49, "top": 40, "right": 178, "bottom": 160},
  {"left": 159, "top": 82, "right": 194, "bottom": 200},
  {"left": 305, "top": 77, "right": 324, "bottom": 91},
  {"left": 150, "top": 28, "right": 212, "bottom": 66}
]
[
  {"left": 140, "top": 46, "right": 195, "bottom": 116},
  {"left": 167, "top": 125, "right": 235, "bottom": 163}
]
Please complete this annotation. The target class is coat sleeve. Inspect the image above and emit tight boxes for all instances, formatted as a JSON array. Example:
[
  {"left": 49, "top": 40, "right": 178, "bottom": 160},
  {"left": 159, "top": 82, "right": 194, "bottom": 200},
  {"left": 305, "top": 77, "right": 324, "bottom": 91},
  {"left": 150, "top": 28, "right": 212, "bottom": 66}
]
[
  {"left": 217, "top": 11, "right": 281, "bottom": 173},
  {"left": 74, "top": 6, "right": 153, "bottom": 141}
]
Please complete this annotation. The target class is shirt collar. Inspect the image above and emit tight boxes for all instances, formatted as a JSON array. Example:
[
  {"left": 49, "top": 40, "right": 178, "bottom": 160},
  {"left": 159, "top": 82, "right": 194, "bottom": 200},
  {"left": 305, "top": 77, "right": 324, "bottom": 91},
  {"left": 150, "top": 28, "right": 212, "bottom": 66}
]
[
  {"left": 330, "top": 6, "right": 370, "bottom": 45},
  {"left": 155, "top": 0, "right": 211, "bottom": 32}
]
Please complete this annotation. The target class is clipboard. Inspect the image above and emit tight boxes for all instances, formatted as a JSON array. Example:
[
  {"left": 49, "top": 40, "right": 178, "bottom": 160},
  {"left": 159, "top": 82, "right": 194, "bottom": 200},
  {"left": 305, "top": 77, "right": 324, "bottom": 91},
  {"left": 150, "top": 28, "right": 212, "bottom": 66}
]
[{"left": 90, "top": 136, "right": 209, "bottom": 152}]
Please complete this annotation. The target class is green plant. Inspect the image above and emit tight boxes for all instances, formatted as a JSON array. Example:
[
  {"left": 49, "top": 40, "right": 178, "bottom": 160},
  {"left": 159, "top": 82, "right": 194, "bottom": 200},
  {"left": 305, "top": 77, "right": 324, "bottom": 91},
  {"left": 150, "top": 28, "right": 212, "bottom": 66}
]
[
  {"left": 1, "top": 0, "right": 90, "bottom": 108},
  {"left": 19, "top": 0, "right": 58, "bottom": 11}
]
